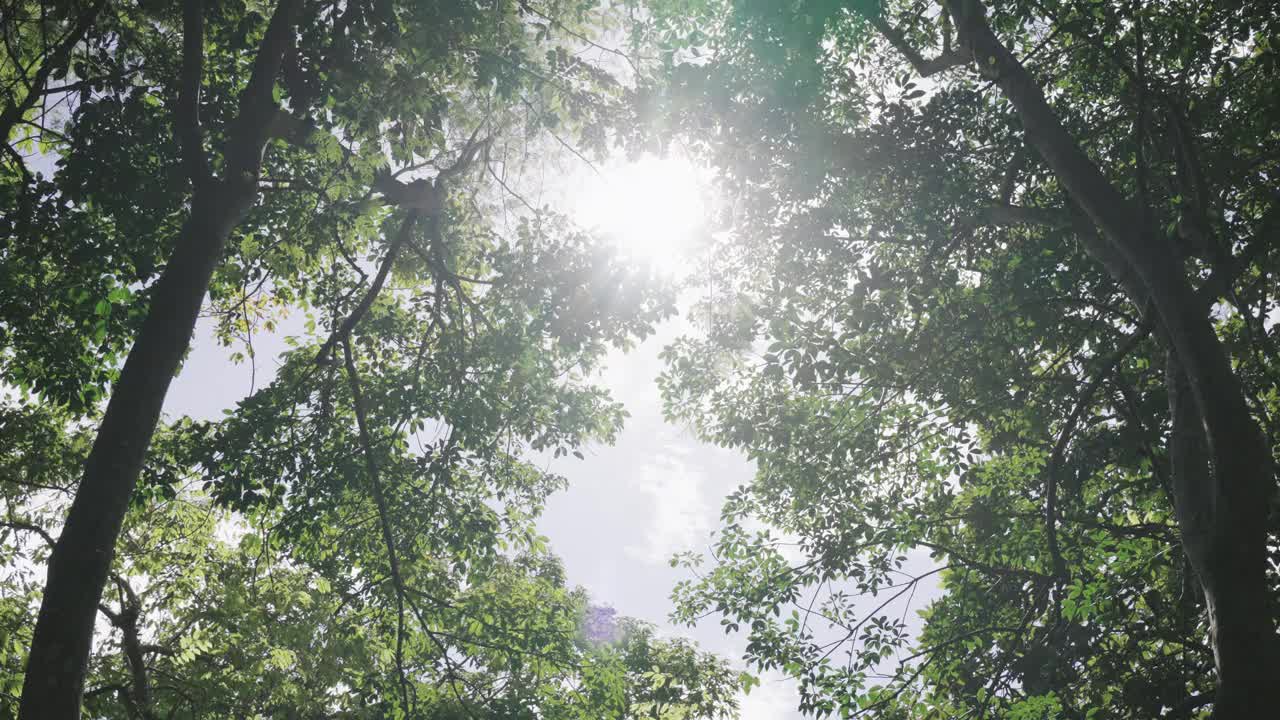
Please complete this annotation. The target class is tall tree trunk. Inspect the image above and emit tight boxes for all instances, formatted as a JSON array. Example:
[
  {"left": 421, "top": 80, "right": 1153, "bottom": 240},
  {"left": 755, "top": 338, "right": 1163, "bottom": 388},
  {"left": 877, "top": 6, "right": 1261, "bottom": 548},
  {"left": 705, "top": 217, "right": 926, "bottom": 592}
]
[
  {"left": 17, "top": 1, "right": 299, "bottom": 715},
  {"left": 1168, "top": 357, "right": 1277, "bottom": 717},
  {"left": 945, "top": 0, "right": 1278, "bottom": 713},
  {"left": 18, "top": 194, "right": 241, "bottom": 718}
]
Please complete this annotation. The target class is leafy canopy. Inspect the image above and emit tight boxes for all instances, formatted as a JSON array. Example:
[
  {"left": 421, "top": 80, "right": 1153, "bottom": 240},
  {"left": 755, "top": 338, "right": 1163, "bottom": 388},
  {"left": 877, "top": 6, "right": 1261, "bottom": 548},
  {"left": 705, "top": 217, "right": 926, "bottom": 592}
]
[
  {"left": 640, "top": 0, "right": 1280, "bottom": 716},
  {"left": 1, "top": 0, "right": 737, "bottom": 718}
]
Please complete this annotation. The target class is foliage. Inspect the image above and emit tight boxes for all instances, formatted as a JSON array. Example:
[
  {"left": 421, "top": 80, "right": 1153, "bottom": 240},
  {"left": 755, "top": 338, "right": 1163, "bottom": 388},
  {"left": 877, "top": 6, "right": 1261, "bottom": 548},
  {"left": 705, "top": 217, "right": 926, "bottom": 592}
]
[
  {"left": 0, "top": 0, "right": 735, "bottom": 718},
  {"left": 642, "top": 0, "right": 1280, "bottom": 717},
  {"left": 0, "top": 399, "right": 738, "bottom": 719},
  {"left": 12, "top": 0, "right": 1277, "bottom": 716}
]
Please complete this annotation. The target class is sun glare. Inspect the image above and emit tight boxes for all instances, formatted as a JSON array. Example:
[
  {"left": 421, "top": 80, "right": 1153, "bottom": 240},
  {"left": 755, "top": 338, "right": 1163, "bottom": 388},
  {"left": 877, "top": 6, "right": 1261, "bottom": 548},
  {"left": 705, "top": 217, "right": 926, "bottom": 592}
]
[{"left": 571, "top": 154, "right": 708, "bottom": 274}]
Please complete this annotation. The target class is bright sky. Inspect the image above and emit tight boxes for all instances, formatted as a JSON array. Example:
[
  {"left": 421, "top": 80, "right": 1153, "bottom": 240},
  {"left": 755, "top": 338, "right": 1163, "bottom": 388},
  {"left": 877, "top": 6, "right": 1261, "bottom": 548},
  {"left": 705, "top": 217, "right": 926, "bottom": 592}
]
[
  {"left": 569, "top": 153, "right": 711, "bottom": 275},
  {"left": 164, "top": 153, "right": 807, "bottom": 717},
  {"left": 535, "top": 319, "right": 808, "bottom": 719}
]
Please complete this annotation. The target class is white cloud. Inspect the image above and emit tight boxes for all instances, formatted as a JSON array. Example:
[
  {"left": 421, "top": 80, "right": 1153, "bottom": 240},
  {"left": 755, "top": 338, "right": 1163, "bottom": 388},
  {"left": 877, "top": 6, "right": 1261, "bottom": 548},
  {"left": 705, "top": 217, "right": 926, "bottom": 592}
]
[
  {"left": 739, "top": 671, "right": 805, "bottom": 720},
  {"left": 625, "top": 451, "right": 714, "bottom": 565}
]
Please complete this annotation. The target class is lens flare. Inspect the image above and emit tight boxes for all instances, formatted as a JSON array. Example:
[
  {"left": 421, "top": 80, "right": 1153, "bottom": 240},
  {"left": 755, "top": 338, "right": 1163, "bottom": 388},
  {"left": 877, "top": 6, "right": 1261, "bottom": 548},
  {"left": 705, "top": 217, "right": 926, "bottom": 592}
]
[{"left": 572, "top": 153, "right": 708, "bottom": 274}]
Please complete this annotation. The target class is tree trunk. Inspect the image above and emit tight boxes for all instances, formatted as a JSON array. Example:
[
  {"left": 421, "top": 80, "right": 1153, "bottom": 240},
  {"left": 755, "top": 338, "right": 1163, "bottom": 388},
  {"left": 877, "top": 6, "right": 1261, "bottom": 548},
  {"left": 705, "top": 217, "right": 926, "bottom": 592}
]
[
  {"left": 17, "top": 188, "right": 251, "bottom": 719},
  {"left": 18, "top": 0, "right": 298, "bottom": 713},
  {"left": 1167, "top": 356, "right": 1277, "bottom": 716},
  {"left": 945, "top": 0, "right": 1278, "bottom": 713}
]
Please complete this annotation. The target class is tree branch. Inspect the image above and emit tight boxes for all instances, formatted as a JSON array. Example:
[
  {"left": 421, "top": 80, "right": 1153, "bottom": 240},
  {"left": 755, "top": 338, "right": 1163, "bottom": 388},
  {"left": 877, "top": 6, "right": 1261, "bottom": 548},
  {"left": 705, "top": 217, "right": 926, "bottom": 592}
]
[
  {"left": 863, "top": 12, "right": 969, "bottom": 77},
  {"left": 342, "top": 339, "right": 413, "bottom": 715},
  {"left": 971, "top": 203, "right": 1071, "bottom": 228},
  {"left": 0, "top": 0, "right": 108, "bottom": 144},
  {"left": 1165, "top": 355, "right": 1215, "bottom": 577},
  {"left": 958, "top": 201, "right": 1149, "bottom": 307},
  {"left": 101, "top": 574, "right": 155, "bottom": 720},
  {"left": 178, "top": 0, "right": 209, "bottom": 189},
  {"left": 1, "top": 517, "right": 55, "bottom": 547},
  {"left": 223, "top": 0, "right": 302, "bottom": 180},
  {"left": 315, "top": 211, "right": 419, "bottom": 364},
  {"left": 944, "top": 0, "right": 1279, "bottom": 697}
]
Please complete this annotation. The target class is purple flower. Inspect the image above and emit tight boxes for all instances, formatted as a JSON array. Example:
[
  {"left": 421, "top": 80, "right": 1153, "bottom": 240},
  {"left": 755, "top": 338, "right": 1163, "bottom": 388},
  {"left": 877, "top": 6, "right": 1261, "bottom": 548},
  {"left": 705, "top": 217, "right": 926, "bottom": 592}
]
[{"left": 583, "top": 604, "right": 619, "bottom": 645}]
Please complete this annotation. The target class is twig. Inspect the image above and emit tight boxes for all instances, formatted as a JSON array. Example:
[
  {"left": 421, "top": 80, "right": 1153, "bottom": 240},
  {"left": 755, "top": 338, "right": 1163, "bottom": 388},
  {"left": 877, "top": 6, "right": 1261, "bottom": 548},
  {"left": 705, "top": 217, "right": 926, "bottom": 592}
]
[{"left": 343, "top": 339, "right": 414, "bottom": 715}]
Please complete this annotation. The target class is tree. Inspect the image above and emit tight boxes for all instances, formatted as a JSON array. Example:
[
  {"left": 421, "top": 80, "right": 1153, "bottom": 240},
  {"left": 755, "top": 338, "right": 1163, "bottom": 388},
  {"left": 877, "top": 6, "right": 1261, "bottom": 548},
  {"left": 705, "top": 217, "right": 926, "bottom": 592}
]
[
  {"left": 643, "top": 0, "right": 1280, "bottom": 716},
  {"left": 0, "top": 0, "right": 688, "bottom": 716},
  {"left": 0, "top": 401, "right": 740, "bottom": 719},
  {"left": 0, "top": 0, "right": 108, "bottom": 148}
]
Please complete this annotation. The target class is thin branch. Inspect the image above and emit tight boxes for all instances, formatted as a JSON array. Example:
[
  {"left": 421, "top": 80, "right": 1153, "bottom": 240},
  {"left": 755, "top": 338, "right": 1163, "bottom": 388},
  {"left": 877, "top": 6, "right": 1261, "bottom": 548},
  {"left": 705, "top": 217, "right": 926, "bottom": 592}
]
[
  {"left": 970, "top": 203, "right": 1071, "bottom": 228},
  {"left": 1167, "top": 690, "right": 1216, "bottom": 718},
  {"left": 518, "top": 0, "right": 639, "bottom": 75},
  {"left": 33, "top": 65, "right": 143, "bottom": 96},
  {"left": 343, "top": 339, "right": 413, "bottom": 715},
  {"left": 899, "top": 625, "right": 1019, "bottom": 664},
  {"left": 315, "top": 211, "right": 419, "bottom": 363},
  {"left": 1, "top": 517, "right": 55, "bottom": 547}
]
